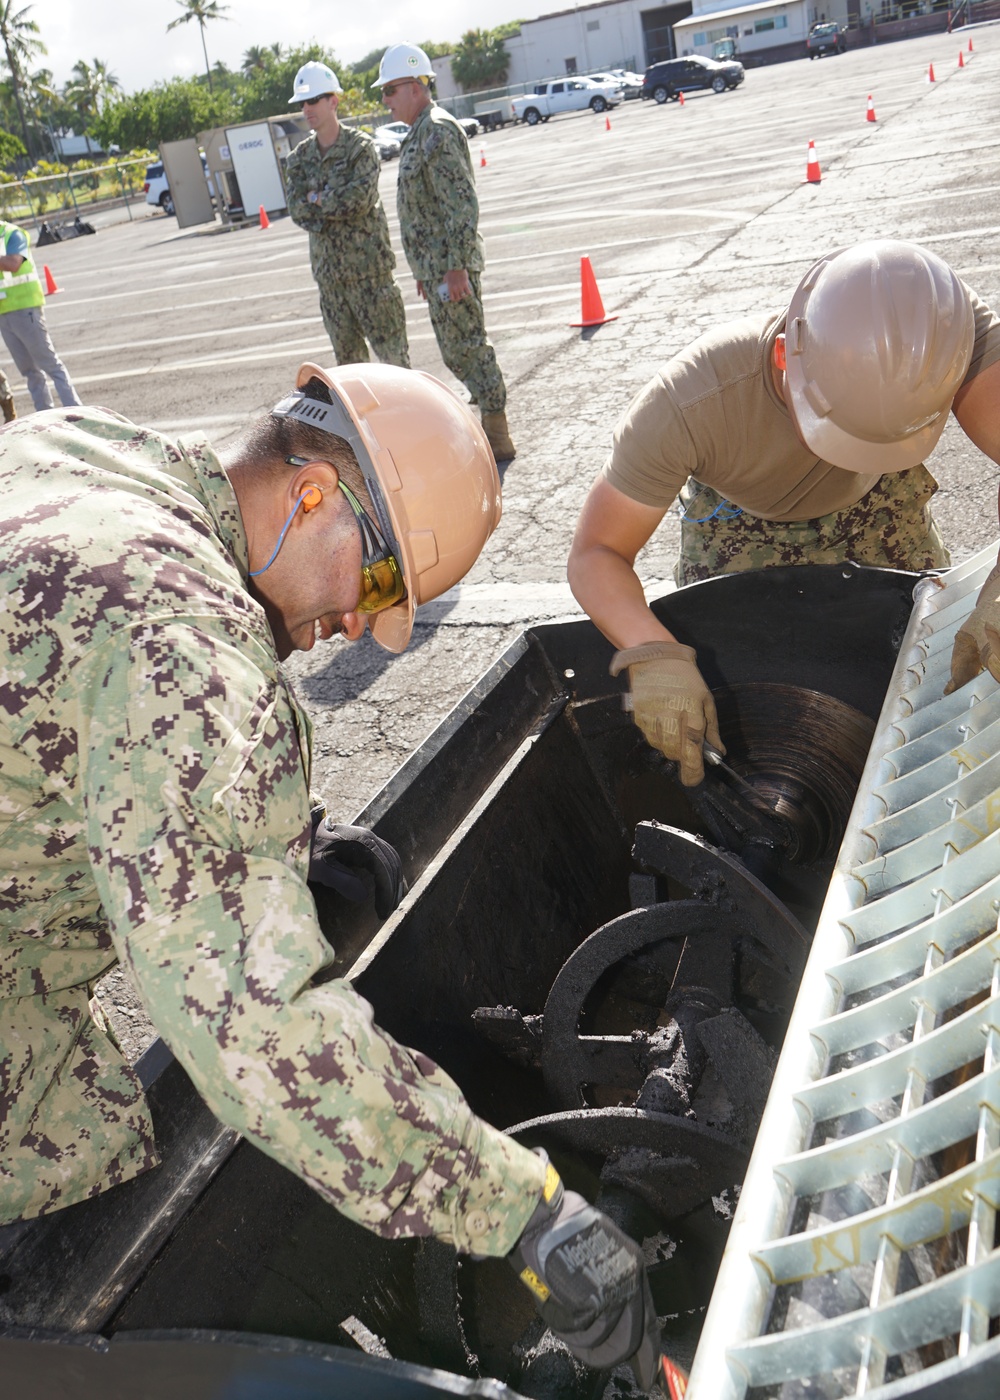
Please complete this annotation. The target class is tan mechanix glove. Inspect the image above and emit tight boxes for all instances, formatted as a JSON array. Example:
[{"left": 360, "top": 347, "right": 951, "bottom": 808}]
[
  {"left": 946, "top": 561, "right": 1000, "bottom": 695},
  {"left": 610, "top": 641, "right": 723, "bottom": 787}
]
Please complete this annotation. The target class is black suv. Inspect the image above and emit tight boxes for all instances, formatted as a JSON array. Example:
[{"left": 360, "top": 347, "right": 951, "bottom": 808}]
[
  {"left": 642, "top": 55, "right": 745, "bottom": 103},
  {"left": 806, "top": 22, "right": 847, "bottom": 57}
]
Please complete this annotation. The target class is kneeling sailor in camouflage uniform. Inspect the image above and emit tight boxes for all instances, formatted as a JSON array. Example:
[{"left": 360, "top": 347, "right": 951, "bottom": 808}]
[
  {"left": 568, "top": 240, "right": 1000, "bottom": 785},
  {"left": 286, "top": 60, "right": 409, "bottom": 368},
  {"left": 0, "top": 365, "right": 659, "bottom": 1388},
  {"left": 375, "top": 44, "right": 516, "bottom": 463}
]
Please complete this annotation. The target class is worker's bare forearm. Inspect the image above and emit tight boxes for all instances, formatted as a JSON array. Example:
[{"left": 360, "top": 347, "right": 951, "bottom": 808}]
[
  {"left": 954, "top": 359, "right": 1000, "bottom": 476},
  {"left": 568, "top": 544, "right": 678, "bottom": 650}
]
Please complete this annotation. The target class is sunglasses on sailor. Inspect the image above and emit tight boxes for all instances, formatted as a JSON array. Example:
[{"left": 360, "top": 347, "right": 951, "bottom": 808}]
[
  {"left": 381, "top": 80, "right": 416, "bottom": 98},
  {"left": 285, "top": 456, "right": 406, "bottom": 615}
]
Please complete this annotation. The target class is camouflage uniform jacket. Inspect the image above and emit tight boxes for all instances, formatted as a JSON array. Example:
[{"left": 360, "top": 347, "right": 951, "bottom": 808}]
[
  {"left": 397, "top": 104, "right": 484, "bottom": 283},
  {"left": 285, "top": 126, "right": 395, "bottom": 282},
  {"left": 0, "top": 408, "right": 545, "bottom": 1250}
]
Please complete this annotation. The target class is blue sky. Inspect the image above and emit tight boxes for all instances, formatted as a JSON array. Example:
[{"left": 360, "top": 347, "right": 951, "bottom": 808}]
[{"left": 36, "top": 0, "right": 552, "bottom": 91}]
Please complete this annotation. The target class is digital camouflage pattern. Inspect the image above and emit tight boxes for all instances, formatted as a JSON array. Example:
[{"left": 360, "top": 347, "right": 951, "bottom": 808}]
[
  {"left": 397, "top": 105, "right": 506, "bottom": 413},
  {"left": 675, "top": 464, "right": 950, "bottom": 585},
  {"left": 315, "top": 273, "right": 410, "bottom": 369},
  {"left": 0, "top": 408, "right": 545, "bottom": 1248},
  {"left": 285, "top": 127, "right": 409, "bottom": 368},
  {"left": 396, "top": 105, "right": 483, "bottom": 283},
  {"left": 425, "top": 270, "right": 506, "bottom": 414}
]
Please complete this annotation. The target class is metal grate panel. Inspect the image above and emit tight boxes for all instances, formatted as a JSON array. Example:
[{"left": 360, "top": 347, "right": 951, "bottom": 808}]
[{"left": 687, "top": 543, "right": 1000, "bottom": 1399}]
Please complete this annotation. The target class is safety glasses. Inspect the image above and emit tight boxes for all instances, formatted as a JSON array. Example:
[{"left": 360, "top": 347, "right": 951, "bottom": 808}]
[
  {"left": 302, "top": 94, "right": 332, "bottom": 107},
  {"left": 381, "top": 80, "right": 415, "bottom": 98},
  {"left": 285, "top": 456, "right": 406, "bottom": 615}
]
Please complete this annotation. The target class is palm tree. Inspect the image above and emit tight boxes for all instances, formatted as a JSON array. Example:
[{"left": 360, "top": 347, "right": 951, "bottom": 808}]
[
  {"left": 0, "top": 0, "right": 46, "bottom": 159},
  {"left": 22, "top": 63, "right": 56, "bottom": 155},
  {"left": 64, "top": 58, "right": 118, "bottom": 153},
  {"left": 241, "top": 44, "right": 267, "bottom": 75},
  {"left": 166, "top": 0, "right": 231, "bottom": 93},
  {"left": 92, "top": 57, "right": 120, "bottom": 109},
  {"left": 451, "top": 29, "right": 511, "bottom": 93}
]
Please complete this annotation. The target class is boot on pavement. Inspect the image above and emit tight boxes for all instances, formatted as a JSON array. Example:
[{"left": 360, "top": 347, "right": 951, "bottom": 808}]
[
  {"left": 481, "top": 409, "right": 516, "bottom": 462},
  {"left": 1, "top": 393, "right": 15, "bottom": 423}
]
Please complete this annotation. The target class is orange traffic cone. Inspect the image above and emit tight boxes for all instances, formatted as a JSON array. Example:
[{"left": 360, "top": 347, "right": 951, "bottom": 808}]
[
  {"left": 678, "top": 90, "right": 685, "bottom": 106},
  {"left": 660, "top": 1355, "right": 690, "bottom": 1400},
  {"left": 259, "top": 205, "right": 270, "bottom": 230},
  {"left": 43, "top": 265, "right": 60, "bottom": 295},
  {"left": 570, "top": 256, "right": 617, "bottom": 328},
  {"left": 480, "top": 147, "right": 487, "bottom": 167},
  {"left": 969, "top": 37, "right": 974, "bottom": 51},
  {"left": 958, "top": 49, "right": 964, "bottom": 67},
  {"left": 927, "top": 62, "right": 936, "bottom": 82},
  {"left": 866, "top": 94, "right": 876, "bottom": 122},
  {"left": 805, "top": 140, "right": 821, "bottom": 184},
  {"left": 605, "top": 115, "right": 611, "bottom": 131}
]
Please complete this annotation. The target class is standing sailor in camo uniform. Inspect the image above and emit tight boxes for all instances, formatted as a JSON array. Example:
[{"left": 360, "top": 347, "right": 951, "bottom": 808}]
[
  {"left": 285, "top": 61, "right": 409, "bottom": 369},
  {"left": 0, "top": 218, "right": 79, "bottom": 414},
  {"left": 374, "top": 44, "right": 516, "bottom": 463}
]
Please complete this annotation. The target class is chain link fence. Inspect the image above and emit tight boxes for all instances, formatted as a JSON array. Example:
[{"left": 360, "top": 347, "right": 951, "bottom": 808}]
[{"left": 0, "top": 155, "right": 151, "bottom": 230}]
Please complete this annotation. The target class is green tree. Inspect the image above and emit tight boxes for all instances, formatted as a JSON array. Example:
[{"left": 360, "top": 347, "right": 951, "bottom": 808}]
[
  {"left": 241, "top": 44, "right": 268, "bottom": 75},
  {"left": 349, "top": 46, "right": 386, "bottom": 75},
  {"left": 0, "top": 121, "right": 24, "bottom": 168},
  {"left": 0, "top": 0, "right": 45, "bottom": 159},
  {"left": 23, "top": 65, "right": 63, "bottom": 156},
  {"left": 93, "top": 75, "right": 237, "bottom": 150},
  {"left": 238, "top": 43, "right": 335, "bottom": 121},
  {"left": 64, "top": 57, "right": 120, "bottom": 152},
  {"left": 166, "top": 0, "right": 231, "bottom": 93},
  {"left": 451, "top": 28, "right": 510, "bottom": 91},
  {"left": 0, "top": 64, "right": 61, "bottom": 158}
]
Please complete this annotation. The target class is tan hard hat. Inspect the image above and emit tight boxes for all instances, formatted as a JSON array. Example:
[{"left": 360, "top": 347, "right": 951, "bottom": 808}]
[
  {"left": 273, "top": 363, "right": 501, "bottom": 653},
  {"left": 783, "top": 240, "right": 975, "bottom": 472}
]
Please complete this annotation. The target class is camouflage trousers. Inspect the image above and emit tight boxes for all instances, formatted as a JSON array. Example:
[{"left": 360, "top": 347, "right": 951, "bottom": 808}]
[
  {"left": 318, "top": 273, "right": 410, "bottom": 369},
  {"left": 675, "top": 464, "right": 950, "bottom": 586},
  {"left": 425, "top": 272, "right": 506, "bottom": 413}
]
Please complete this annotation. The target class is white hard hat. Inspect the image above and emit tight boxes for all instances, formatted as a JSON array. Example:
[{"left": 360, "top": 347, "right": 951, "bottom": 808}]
[
  {"left": 290, "top": 61, "right": 343, "bottom": 103},
  {"left": 372, "top": 43, "right": 435, "bottom": 87}
]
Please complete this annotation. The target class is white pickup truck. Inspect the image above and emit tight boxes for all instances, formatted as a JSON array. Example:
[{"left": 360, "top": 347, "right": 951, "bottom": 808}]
[{"left": 510, "top": 77, "right": 624, "bottom": 126}]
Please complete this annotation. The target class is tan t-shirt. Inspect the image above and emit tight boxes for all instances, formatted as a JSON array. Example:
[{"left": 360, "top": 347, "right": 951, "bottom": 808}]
[{"left": 603, "top": 289, "right": 1000, "bottom": 521}]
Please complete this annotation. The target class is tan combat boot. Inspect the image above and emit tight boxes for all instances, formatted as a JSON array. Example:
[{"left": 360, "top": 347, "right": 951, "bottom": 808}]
[
  {"left": 481, "top": 409, "right": 516, "bottom": 462},
  {"left": 1, "top": 393, "right": 15, "bottom": 424}
]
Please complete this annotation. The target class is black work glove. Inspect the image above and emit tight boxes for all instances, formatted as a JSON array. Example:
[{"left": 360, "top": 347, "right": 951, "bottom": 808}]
[
  {"left": 308, "top": 808, "right": 406, "bottom": 919},
  {"left": 509, "top": 1160, "right": 661, "bottom": 1389}
]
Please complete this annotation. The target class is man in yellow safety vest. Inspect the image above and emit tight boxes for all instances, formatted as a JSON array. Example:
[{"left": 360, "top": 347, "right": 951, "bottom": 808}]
[{"left": 0, "top": 219, "right": 80, "bottom": 415}]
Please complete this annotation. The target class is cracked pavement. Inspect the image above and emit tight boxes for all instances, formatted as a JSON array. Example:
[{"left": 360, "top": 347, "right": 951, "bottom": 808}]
[{"left": 62, "top": 28, "right": 999, "bottom": 1056}]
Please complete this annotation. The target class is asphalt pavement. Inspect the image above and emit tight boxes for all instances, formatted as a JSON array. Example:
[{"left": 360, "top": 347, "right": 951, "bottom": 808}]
[{"left": 30, "top": 26, "right": 1000, "bottom": 833}]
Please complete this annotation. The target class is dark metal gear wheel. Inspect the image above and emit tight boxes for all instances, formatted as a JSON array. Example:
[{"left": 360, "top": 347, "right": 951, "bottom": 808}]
[
  {"left": 541, "top": 825, "right": 807, "bottom": 1112},
  {"left": 454, "top": 1108, "right": 749, "bottom": 1398},
  {"left": 510, "top": 1105, "right": 749, "bottom": 1221}
]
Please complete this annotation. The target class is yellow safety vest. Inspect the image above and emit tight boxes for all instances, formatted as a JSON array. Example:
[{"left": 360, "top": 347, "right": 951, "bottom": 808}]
[{"left": 0, "top": 222, "right": 44, "bottom": 313}]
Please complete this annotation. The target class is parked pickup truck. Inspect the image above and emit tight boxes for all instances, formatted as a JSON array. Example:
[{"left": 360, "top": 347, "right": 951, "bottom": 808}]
[{"left": 511, "top": 77, "right": 623, "bottom": 126}]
